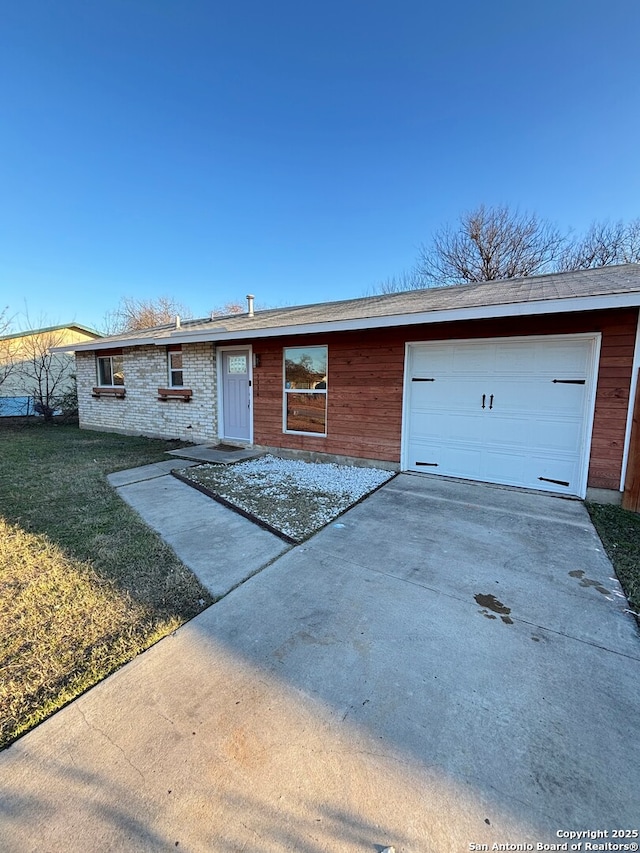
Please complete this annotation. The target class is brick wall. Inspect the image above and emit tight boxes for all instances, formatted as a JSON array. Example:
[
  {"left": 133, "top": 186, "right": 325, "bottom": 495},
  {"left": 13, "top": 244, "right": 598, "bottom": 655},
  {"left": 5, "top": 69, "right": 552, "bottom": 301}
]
[{"left": 77, "top": 343, "right": 217, "bottom": 443}]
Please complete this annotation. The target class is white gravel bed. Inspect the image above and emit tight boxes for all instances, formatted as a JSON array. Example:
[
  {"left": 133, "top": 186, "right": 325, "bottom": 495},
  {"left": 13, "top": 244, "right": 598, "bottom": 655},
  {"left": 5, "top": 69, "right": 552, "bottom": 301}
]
[{"left": 180, "top": 454, "right": 395, "bottom": 541}]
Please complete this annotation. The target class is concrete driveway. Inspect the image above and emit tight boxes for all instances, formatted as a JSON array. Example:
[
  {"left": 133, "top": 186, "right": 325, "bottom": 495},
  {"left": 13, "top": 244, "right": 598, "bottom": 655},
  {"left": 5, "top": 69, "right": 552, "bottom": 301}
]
[{"left": 1, "top": 473, "right": 639, "bottom": 852}]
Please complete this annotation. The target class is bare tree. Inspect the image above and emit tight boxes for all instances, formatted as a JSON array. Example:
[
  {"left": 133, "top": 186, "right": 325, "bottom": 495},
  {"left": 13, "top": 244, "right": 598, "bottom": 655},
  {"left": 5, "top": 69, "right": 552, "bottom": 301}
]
[
  {"left": 0, "top": 307, "right": 17, "bottom": 389},
  {"left": 17, "top": 326, "right": 77, "bottom": 421},
  {"left": 369, "top": 271, "right": 425, "bottom": 294},
  {"left": 625, "top": 219, "right": 640, "bottom": 263},
  {"left": 103, "top": 296, "right": 193, "bottom": 334},
  {"left": 370, "top": 207, "right": 640, "bottom": 296},
  {"left": 210, "top": 300, "right": 249, "bottom": 318},
  {"left": 557, "top": 219, "right": 640, "bottom": 271},
  {"left": 415, "top": 205, "right": 566, "bottom": 286}
]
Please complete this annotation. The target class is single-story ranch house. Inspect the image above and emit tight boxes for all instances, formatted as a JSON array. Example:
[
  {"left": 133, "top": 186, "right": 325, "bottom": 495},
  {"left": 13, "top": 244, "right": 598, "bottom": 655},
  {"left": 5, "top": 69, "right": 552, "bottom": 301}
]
[{"left": 58, "top": 264, "right": 640, "bottom": 502}]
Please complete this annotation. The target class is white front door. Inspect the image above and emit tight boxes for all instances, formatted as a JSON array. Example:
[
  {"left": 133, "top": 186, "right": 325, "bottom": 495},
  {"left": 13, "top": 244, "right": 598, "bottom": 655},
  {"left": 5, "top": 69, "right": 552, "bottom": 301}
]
[
  {"left": 403, "top": 335, "right": 599, "bottom": 497},
  {"left": 221, "top": 349, "right": 251, "bottom": 442}
]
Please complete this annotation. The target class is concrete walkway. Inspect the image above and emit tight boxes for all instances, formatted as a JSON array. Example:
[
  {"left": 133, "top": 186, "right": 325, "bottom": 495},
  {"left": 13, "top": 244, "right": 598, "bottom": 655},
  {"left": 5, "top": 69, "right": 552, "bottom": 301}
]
[
  {"left": 108, "top": 460, "right": 290, "bottom": 599},
  {"left": 1, "top": 473, "right": 639, "bottom": 852}
]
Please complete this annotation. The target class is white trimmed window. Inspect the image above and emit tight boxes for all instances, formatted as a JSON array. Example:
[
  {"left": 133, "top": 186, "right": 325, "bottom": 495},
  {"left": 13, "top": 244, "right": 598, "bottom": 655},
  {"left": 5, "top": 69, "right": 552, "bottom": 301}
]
[
  {"left": 168, "top": 349, "right": 184, "bottom": 387},
  {"left": 283, "top": 346, "right": 327, "bottom": 435},
  {"left": 97, "top": 354, "right": 124, "bottom": 386}
]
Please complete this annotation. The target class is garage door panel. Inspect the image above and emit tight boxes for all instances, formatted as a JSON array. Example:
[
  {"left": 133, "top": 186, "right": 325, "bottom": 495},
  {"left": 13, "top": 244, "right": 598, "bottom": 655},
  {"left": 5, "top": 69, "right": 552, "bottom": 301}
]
[
  {"left": 412, "top": 379, "right": 587, "bottom": 416},
  {"left": 405, "top": 336, "right": 596, "bottom": 496},
  {"left": 483, "top": 451, "right": 577, "bottom": 492},
  {"left": 482, "top": 414, "right": 534, "bottom": 448},
  {"left": 409, "top": 445, "right": 580, "bottom": 493},
  {"left": 410, "top": 444, "right": 444, "bottom": 469},
  {"left": 539, "top": 384, "right": 586, "bottom": 414},
  {"left": 410, "top": 380, "right": 486, "bottom": 410},
  {"left": 410, "top": 438, "right": 485, "bottom": 473},
  {"left": 529, "top": 418, "right": 584, "bottom": 452},
  {"left": 408, "top": 383, "right": 450, "bottom": 407},
  {"left": 452, "top": 345, "right": 496, "bottom": 374},
  {"left": 530, "top": 454, "right": 579, "bottom": 491},
  {"left": 482, "top": 383, "right": 527, "bottom": 412},
  {"left": 409, "top": 411, "right": 448, "bottom": 439},
  {"left": 411, "top": 347, "right": 453, "bottom": 375},
  {"left": 493, "top": 341, "right": 589, "bottom": 376},
  {"left": 410, "top": 410, "right": 486, "bottom": 442},
  {"left": 480, "top": 450, "right": 528, "bottom": 483},
  {"left": 532, "top": 342, "right": 590, "bottom": 374},
  {"left": 483, "top": 381, "right": 586, "bottom": 416},
  {"left": 445, "top": 447, "right": 483, "bottom": 478},
  {"left": 475, "top": 416, "right": 583, "bottom": 453},
  {"left": 494, "top": 344, "right": 535, "bottom": 372},
  {"left": 447, "top": 413, "right": 488, "bottom": 442}
]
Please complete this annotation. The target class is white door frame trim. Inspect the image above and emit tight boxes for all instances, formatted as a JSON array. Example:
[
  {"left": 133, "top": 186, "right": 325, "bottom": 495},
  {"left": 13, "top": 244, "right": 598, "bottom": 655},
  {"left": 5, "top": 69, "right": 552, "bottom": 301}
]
[
  {"left": 401, "top": 332, "right": 602, "bottom": 498},
  {"left": 216, "top": 344, "right": 253, "bottom": 443}
]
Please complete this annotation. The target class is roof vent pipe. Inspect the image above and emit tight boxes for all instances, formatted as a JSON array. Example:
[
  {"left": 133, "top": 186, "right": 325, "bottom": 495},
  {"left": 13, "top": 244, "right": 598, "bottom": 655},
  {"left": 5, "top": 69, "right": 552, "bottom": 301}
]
[
  {"left": 246, "top": 294, "right": 255, "bottom": 317},
  {"left": 175, "top": 315, "right": 181, "bottom": 329}
]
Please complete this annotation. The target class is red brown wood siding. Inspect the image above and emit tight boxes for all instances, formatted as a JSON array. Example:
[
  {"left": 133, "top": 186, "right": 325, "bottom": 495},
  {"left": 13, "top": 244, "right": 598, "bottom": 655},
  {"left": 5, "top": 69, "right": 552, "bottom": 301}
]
[{"left": 243, "top": 307, "right": 638, "bottom": 491}]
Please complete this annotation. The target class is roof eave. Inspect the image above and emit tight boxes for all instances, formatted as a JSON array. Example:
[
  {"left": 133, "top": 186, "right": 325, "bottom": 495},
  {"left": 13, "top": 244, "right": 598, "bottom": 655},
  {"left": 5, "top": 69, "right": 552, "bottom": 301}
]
[
  {"left": 0, "top": 323, "right": 103, "bottom": 343},
  {"left": 161, "top": 291, "right": 640, "bottom": 344},
  {"left": 51, "top": 291, "right": 640, "bottom": 351},
  {"left": 51, "top": 335, "right": 161, "bottom": 353}
]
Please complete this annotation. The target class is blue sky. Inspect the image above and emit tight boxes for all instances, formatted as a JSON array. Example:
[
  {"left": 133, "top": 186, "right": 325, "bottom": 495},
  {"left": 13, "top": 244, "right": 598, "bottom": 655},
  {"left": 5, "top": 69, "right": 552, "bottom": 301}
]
[{"left": 1, "top": 0, "right": 639, "bottom": 332}]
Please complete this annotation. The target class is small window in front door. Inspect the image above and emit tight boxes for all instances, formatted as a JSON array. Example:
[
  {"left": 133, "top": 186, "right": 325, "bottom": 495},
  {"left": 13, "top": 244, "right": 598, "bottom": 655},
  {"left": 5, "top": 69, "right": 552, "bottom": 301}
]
[{"left": 227, "top": 355, "right": 247, "bottom": 374}]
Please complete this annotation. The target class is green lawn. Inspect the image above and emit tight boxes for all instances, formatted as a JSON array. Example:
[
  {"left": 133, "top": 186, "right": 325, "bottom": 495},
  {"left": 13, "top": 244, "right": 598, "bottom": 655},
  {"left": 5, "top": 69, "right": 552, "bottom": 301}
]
[{"left": 0, "top": 421, "right": 213, "bottom": 749}]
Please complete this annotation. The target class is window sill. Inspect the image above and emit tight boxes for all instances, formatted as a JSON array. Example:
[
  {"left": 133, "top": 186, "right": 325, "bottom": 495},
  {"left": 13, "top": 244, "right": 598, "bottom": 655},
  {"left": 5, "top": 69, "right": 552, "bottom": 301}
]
[
  {"left": 158, "top": 387, "right": 193, "bottom": 402},
  {"left": 92, "top": 386, "right": 126, "bottom": 399}
]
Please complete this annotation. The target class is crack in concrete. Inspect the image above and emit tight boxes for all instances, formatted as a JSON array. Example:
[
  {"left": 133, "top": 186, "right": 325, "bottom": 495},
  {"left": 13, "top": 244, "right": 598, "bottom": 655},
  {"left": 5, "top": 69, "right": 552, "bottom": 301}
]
[
  {"left": 513, "top": 617, "right": 640, "bottom": 661},
  {"left": 306, "top": 545, "right": 640, "bottom": 662},
  {"left": 75, "top": 706, "right": 146, "bottom": 782},
  {"left": 386, "top": 481, "right": 590, "bottom": 527},
  {"left": 482, "top": 777, "right": 555, "bottom": 820},
  {"left": 110, "top": 467, "right": 196, "bottom": 488},
  {"left": 114, "top": 473, "right": 170, "bottom": 487},
  {"left": 211, "top": 546, "right": 296, "bottom": 603}
]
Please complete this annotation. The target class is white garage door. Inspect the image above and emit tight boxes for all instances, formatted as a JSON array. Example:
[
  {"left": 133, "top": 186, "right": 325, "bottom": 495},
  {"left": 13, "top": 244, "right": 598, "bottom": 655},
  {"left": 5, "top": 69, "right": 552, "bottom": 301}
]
[{"left": 403, "top": 335, "right": 599, "bottom": 497}]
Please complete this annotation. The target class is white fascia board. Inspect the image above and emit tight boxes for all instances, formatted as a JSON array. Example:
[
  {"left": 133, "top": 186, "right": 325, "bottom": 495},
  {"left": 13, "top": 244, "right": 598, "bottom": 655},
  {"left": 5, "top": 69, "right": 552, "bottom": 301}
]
[
  {"left": 51, "top": 337, "right": 163, "bottom": 353},
  {"left": 158, "top": 292, "right": 640, "bottom": 346},
  {"left": 50, "top": 291, "right": 640, "bottom": 352}
]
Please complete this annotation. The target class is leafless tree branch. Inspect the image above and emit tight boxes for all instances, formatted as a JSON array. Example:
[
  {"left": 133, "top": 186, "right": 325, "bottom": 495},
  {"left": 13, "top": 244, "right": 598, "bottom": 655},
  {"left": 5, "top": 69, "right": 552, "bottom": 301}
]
[
  {"left": 370, "top": 206, "right": 640, "bottom": 296},
  {"left": 0, "top": 307, "right": 17, "bottom": 389},
  {"left": 103, "top": 296, "right": 193, "bottom": 334},
  {"left": 416, "top": 204, "right": 566, "bottom": 285},
  {"left": 210, "top": 301, "right": 247, "bottom": 318},
  {"left": 16, "top": 326, "right": 77, "bottom": 421},
  {"left": 557, "top": 218, "right": 640, "bottom": 270},
  {"left": 368, "top": 271, "right": 426, "bottom": 294}
]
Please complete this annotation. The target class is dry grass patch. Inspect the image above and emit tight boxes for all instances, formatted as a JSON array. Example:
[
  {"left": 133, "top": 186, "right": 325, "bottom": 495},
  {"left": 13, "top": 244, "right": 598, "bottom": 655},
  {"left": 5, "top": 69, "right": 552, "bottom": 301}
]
[
  {"left": 587, "top": 502, "right": 640, "bottom": 616},
  {"left": 0, "top": 422, "right": 213, "bottom": 748},
  {"left": 0, "top": 518, "right": 182, "bottom": 744}
]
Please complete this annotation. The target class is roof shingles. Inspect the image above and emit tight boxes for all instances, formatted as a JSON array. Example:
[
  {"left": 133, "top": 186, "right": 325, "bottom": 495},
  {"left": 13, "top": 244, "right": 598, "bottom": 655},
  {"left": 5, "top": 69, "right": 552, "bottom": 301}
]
[{"left": 62, "top": 263, "right": 640, "bottom": 350}]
